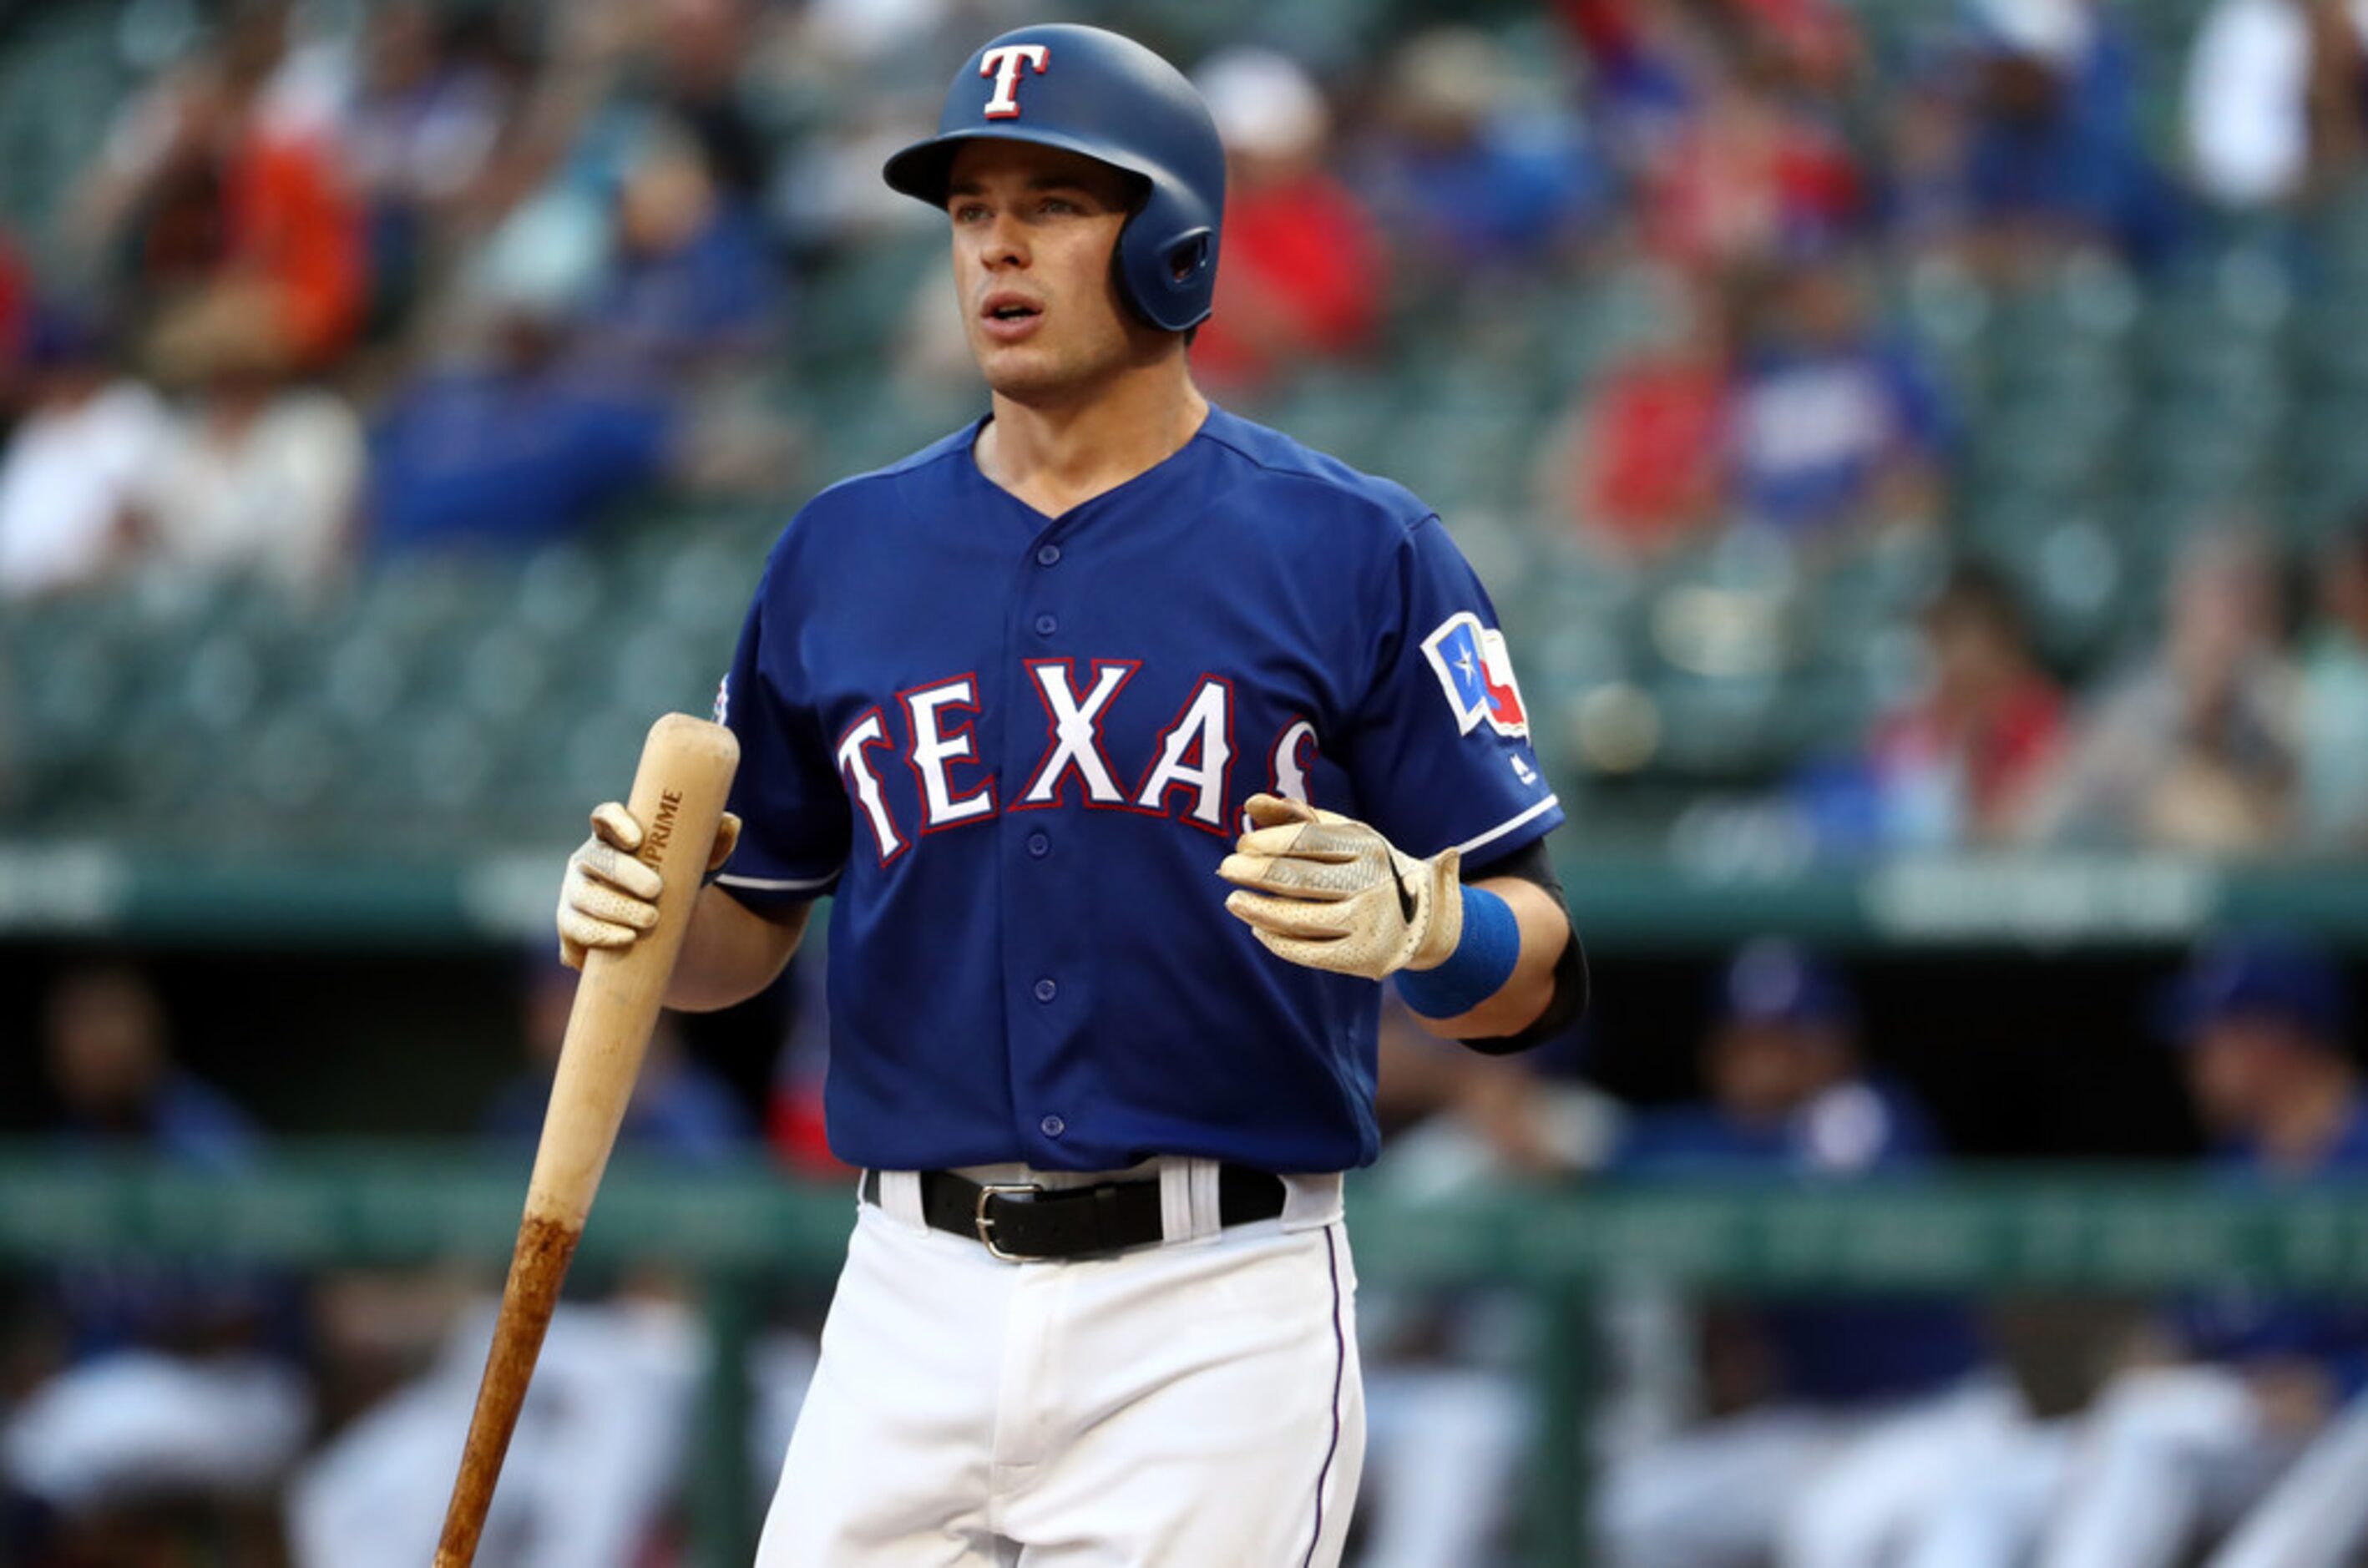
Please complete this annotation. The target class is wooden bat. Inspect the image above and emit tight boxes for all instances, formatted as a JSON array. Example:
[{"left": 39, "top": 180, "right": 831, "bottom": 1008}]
[{"left": 434, "top": 712, "right": 740, "bottom": 1568}]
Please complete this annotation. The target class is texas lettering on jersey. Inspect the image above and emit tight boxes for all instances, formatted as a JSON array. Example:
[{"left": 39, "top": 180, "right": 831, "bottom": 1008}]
[{"left": 832, "top": 660, "right": 1316, "bottom": 863}]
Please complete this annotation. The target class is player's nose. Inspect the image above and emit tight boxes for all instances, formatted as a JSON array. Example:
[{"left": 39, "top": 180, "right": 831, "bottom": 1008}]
[{"left": 972, "top": 209, "right": 1030, "bottom": 271}]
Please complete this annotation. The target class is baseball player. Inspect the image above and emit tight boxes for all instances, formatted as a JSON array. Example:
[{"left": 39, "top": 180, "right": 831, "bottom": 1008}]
[
  {"left": 1595, "top": 942, "right": 2011, "bottom": 1568},
  {"left": 1900, "top": 935, "right": 2368, "bottom": 1568},
  {"left": 553, "top": 23, "right": 1584, "bottom": 1567}
]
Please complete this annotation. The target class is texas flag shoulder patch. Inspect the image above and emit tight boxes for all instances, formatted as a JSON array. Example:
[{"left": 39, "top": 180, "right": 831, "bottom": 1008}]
[{"left": 1420, "top": 612, "right": 1531, "bottom": 739}]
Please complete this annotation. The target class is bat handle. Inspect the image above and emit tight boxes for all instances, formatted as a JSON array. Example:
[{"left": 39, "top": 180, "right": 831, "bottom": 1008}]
[{"left": 433, "top": 1213, "right": 583, "bottom": 1566}]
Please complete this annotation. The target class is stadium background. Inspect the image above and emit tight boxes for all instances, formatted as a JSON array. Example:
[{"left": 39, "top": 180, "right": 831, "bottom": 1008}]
[{"left": 3, "top": 0, "right": 2368, "bottom": 1563}]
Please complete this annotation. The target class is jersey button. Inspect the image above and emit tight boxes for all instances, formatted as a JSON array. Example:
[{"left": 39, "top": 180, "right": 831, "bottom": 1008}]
[
  {"left": 1040, "top": 1114, "right": 1065, "bottom": 1138},
  {"left": 1034, "top": 613, "right": 1058, "bottom": 636},
  {"left": 1035, "top": 544, "right": 1061, "bottom": 567},
  {"left": 1033, "top": 978, "right": 1058, "bottom": 1004},
  {"left": 1026, "top": 832, "right": 1050, "bottom": 858}
]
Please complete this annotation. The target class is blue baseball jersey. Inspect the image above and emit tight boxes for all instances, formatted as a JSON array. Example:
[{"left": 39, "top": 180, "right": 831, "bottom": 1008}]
[
  {"left": 713, "top": 405, "right": 1563, "bottom": 1173},
  {"left": 1616, "top": 1080, "right": 1990, "bottom": 1406},
  {"left": 2165, "top": 1098, "right": 2368, "bottom": 1395}
]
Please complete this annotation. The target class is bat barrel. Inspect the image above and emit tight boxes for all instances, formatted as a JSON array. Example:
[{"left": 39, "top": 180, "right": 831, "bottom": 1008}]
[{"left": 433, "top": 1215, "right": 582, "bottom": 1564}]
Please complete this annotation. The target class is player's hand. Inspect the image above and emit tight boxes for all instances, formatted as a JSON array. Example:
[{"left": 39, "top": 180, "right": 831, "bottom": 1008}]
[
  {"left": 1217, "top": 794, "right": 1462, "bottom": 982},
  {"left": 557, "top": 802, "right": 741, "bottom": 969}
]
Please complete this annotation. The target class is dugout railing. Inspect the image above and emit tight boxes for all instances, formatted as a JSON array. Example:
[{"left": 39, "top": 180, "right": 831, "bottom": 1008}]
[{"left": 5, "top": 1150, "right": 2368, "bottom": 1566}]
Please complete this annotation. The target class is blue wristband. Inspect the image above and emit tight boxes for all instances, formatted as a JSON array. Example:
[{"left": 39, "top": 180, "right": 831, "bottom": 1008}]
[{"left": 1394, "top": 884, "right": 1520, "bottom": 1019}]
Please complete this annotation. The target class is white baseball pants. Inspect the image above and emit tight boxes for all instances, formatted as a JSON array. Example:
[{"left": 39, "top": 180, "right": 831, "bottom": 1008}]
[{"left": 756, "top": 1185, "right": 1364, "bottom": 1566}]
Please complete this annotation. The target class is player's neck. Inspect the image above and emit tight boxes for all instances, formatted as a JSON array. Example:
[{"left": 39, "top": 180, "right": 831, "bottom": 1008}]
[{"left": 977, "top": 357, "right": 1208, "bottom": 519}]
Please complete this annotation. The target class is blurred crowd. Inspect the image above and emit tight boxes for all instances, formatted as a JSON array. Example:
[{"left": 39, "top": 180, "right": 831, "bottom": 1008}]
[
  {"left": 0, "top": 0, "right": 2365, "bottom": 854},
  {"left": 11, "top": 928, "right": 2368, "bottom": 1567},
  {"left": 1361, "top": 930, "right": 2368, "bottom": 1568},
  {"left": 0, "top": 0, "right": 794, "bottom": 607}
]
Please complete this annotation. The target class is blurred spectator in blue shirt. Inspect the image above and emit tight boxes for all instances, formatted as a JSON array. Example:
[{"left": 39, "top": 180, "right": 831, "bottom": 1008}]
[
  {"left": 2297, "top": 520, "right": 2368, "bottom": 852},
  {"left": 1354, "top": 27, "right": 1606, "bottom": 280},
  {"left": 2, "top": 969, "right": 310, "bottom": 1556},
  {"left": 577, "top": 119, "right": 782, "bottom": 375},
  {"left": 1730, "top": 248, "right": 1949, "bottom": 539},
  {"left": 1597, "top": 941, "right": 2014, "bottom": 1568},
  {"left": 1915, "top": 0, "right": 2183, "bottom": 272},
  {"left": 365, "top": 263, "right": 676, "bottom": 554}
]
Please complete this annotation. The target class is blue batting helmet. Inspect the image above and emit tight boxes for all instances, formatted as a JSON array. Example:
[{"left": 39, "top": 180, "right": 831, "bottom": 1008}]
[
  {"left": 883, "top": 24, "right": 1226, "bottom": 333},
  {"left": 2157, "top": 933, "right": 2350, "bottom": 1047}
]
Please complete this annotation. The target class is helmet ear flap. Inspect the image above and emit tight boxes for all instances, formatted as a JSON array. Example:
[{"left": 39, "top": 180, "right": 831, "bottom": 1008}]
[{"left": 1166, "top": 231, "right": 1212, "bottom": 283}]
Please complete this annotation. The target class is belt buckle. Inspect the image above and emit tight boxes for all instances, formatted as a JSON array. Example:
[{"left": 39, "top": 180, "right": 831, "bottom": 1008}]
[{"left": 974, "top": 1182, "right": 1043, "bottom": 1262}]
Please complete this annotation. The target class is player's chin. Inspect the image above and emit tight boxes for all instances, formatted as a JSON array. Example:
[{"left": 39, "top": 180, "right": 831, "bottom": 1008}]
[{"left": 975, "top": 345, "right": 1074, "bottom": 402}]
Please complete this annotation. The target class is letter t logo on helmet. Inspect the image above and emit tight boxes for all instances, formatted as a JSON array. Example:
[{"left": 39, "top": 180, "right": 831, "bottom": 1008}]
[{"left": 979, "top": 43, "right": 1050, "bottom": 119}]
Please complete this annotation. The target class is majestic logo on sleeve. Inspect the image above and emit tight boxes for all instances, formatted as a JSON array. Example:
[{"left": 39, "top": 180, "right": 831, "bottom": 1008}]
[
  {"left": 979, "top": 43, "right": 1050, "bottom": 119},
  {"left": 1421, "top": 613, "right": 1531, "bottom": 738}
]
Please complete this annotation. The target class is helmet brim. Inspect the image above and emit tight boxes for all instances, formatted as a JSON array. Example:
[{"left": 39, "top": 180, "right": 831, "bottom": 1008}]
[{"left": 883, "top": 126, "right": 1155, "bottom": 209}]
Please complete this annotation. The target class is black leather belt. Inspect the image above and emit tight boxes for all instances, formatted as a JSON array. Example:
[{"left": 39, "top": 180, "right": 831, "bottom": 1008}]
[{"left": 861, "top": 1166, "right": 1288, "bottom": 1261}]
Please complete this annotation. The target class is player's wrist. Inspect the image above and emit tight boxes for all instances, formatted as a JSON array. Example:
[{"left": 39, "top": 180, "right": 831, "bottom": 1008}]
[{"left": 1395, "top": 882, "right": 1520, "bottom": 1018}]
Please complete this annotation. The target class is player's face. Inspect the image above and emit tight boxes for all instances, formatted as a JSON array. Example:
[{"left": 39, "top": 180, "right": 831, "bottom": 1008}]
[
  {"left": 945, "top": 141, "right": 1154, "bottom": 402},
  {"left": 2184, "top": 1020, "right": 2286, "bottom": 1130}
]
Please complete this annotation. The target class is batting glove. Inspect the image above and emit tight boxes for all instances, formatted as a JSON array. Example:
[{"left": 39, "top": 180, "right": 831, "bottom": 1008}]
[
  {"left": 557, "top": 801, "right": 741, "bottom": 969},
  {"left": 1217, "top": 793, "right": 1463, "bottom": 982}
]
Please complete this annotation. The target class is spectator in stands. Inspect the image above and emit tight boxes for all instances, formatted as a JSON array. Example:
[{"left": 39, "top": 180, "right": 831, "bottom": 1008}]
[
  {"left": 1187, "top": 48, "right": 1385, "bottom": 395},
  {"left": 2185, "top": 0, "right": 2368, "bottom": 209},
  {"left": 1554, "top": 270, "right": 1733, "bottom": 560},
  {"left": 331, "top": 2, "right": 519, "bottom": 335},
  {"left": 577, "top": 116, "right": 782, "bottom": 375},
  {"left": 1865, "top": 560, "right": 2067, "bottom": 847},
  {"left": 2298, "top": 520, "right": 2368, "bottom": 852},
  {"left": 1596, "top": 940, "right": 2011, "bottom": 1568},
  {"left": 0, "top": 309, "right": 172, "bottom": 601},
  {"left": 1905, "top": 934, "right": 2368, "bottom": 1568},
  {"left": 1728, "top": 245, "right": 1949, "bottom": 540},
  {"left": 2, "top": 968, "right": 309, "bottom": 1562},
  {"left": 287, "top": 957, "right": 756, "bottom": 1568},
  {"left": 1907, "top": 0, "right": 2183, "bottom": 272},
  {"left": 1622, "top": 13, "right": 1866, "bottom": 276},
  {"left": 134, "top": 283, "right": 364, "bottom": 601},
  {"left": 1354, "top": 27, "right": 1605, "bottom": 279},
  {"left": 77, "top": 2, "right": 367, "bottom": 372},
  {"left": 2019, "top": 529, "right": 2297, "bottom": 854},
  {"left": 1560, "top": 0, "right": 1862, "bottom": 192},
  {"left": 364, "top": 249, "right": 676, "bottom": 554},
  {"left": 650, "top": 0, "right": 775, "bottom": 207}
]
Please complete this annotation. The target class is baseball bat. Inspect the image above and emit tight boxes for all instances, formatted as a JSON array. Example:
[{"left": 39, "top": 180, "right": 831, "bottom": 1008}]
[{"left": 433, "top": 712, "right": 740, "bottom": 1568}]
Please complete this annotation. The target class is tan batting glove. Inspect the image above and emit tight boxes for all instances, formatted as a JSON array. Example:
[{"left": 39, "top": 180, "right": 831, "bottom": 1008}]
[
  {"left": 1217, "top": 793, "right": 1464, "bottom": 982},
  {"left": 556, "top": 801, "right": 741, "bottom": 969}
]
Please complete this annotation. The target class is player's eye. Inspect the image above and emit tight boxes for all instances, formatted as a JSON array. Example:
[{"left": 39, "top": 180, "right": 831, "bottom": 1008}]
[
  {"left": 951, "top": 201, "right": 989, "bottom": 224},
  {"left": 1039, "top": 195, "right": 1080, "bottom": 215}
]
